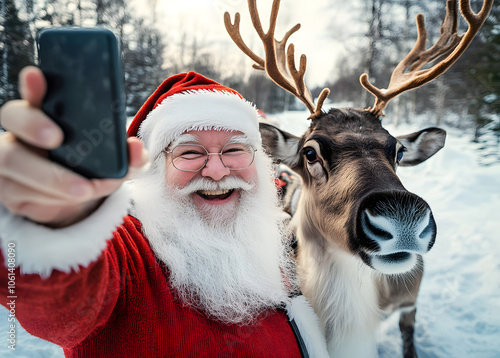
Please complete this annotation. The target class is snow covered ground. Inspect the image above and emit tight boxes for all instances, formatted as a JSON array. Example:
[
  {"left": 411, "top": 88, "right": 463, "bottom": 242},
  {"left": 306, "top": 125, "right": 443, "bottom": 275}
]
[
  {"left": 0, "top": 109, "right": 499, "bottom": 357},
  {"left": 378, "top": 124, "right": 500, "bottom": 358}
]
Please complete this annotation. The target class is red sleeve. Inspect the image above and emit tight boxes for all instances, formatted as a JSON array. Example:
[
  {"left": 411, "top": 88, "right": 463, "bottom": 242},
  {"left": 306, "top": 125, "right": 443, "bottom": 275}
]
[{"left": 0, "top": 216, "right": 145, "bottom": 348}]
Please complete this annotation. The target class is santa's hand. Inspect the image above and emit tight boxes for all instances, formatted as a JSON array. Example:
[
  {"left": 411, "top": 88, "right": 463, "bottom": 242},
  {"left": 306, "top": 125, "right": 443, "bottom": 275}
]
[{"left": 0, "top": 66, "right": 148, "bottom": 227}]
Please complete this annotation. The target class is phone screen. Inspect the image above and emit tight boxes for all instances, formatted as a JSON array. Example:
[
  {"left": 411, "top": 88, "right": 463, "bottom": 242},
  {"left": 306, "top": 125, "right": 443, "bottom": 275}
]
[{"left": 37, "top": 27, "right": 128, "bottom": 179}]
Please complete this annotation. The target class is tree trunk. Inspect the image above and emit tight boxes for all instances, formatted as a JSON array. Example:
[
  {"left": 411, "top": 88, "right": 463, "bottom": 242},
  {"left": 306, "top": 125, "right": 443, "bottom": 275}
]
[
  {"left": 472, "top": 105, "right": 481, "bottom": 142},
  {"left": 407, "top": 91, "right": 416, "bottom": 125},
  {"left": 361, "top": 0, "right": 381, "bottom": 107},
  {"left": 393, "top": 96, "right": 401, "bottom": 128},
  {"left": 459, "top": 105, "right": 469, "bottom": 129},
  {"left": 1, "top": 0, "right": 8, "bottom": 104},
  {"left": 435, "top": 77, "right": 446, "bottom": 126}
]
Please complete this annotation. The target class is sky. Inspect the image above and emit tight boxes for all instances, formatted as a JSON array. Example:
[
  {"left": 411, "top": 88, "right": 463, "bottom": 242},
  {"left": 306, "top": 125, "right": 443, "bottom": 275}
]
[{"left": 129, "top": 0, "right": 360, "bottom": 87}]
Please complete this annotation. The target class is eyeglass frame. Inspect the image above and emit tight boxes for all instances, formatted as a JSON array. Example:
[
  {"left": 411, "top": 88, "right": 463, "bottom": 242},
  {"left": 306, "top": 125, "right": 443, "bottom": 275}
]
[{"left": 161, "top": 142, "right": 257, "bottom": 172}]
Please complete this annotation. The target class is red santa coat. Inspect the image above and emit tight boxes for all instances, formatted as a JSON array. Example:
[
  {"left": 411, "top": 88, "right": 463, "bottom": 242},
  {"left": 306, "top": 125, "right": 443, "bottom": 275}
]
[
  {"left": 0, "top": 214, "right": 310, "bottom": 357},
  {"left": 0, "top": 188, "right": 329, "bottom": 357}
]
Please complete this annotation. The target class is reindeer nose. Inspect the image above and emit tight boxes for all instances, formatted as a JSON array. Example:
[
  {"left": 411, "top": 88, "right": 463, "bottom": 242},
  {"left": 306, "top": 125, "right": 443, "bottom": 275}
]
[
  {"left": 357, "top": 190, "right": 437, "bottom": 274},
  {"left": 361, "top": 208, "right": 436, "bottom": 253}
]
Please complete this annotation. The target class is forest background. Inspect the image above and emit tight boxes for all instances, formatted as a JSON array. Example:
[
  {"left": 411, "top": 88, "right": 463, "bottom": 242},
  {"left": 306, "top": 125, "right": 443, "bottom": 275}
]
[{"left": 1, "top": 0, "right": 499, "bottom": 163}]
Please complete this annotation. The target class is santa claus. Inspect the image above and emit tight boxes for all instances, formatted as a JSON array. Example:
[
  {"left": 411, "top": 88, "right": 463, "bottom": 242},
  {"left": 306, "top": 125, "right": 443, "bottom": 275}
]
[{"left": 0, "top": 69, "right": 328, "bottom": 357}]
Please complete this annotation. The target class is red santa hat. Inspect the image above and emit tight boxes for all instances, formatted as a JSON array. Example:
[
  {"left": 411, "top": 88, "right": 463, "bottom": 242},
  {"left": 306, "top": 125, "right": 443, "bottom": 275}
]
[{"left": 127, "top": 72, "right": 261, "bottom": 158}]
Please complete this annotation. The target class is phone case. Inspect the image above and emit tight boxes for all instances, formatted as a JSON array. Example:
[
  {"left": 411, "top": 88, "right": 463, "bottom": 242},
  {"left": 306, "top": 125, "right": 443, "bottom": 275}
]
[{"left": 37, "top": 26, "right": 128, "bottom": 179}]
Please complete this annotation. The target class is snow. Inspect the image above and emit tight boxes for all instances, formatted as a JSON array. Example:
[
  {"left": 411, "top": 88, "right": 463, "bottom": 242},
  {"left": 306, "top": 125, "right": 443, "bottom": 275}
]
[
  {"left": 377, "top": 125, "right": 500, "bottom": 358},
  {"left": 1, "top": 110, "right": 499, "bottom": 357}
]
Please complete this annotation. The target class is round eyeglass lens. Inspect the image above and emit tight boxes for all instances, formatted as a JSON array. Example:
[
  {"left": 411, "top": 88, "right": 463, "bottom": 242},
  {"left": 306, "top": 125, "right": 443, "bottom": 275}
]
[
  {"left": 171, "top": 144, "right": 208, "bottom": 171},
  {"left": 220, "top": 143, "right": 255, "bottom": 169}
]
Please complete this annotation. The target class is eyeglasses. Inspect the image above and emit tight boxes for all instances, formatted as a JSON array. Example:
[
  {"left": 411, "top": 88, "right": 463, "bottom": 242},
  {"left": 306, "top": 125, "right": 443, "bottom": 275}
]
[{"left": 162, "top": 142, "right": 257, "bottom": 172}]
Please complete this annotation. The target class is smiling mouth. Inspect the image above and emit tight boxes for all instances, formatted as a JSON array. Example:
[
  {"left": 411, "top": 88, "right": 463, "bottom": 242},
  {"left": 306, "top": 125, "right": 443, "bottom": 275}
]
[{"left": 196, "top": 189, "right": 234, "bottom": 200}]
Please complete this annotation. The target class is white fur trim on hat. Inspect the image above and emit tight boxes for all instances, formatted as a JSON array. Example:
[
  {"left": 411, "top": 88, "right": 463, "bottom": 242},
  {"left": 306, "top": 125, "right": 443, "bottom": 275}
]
[
  {"left": 138, "top": 90, "right": 262, "bottom": 158},
  {"left": 0, "top": 186, "right": 131, "bottom": 278}
]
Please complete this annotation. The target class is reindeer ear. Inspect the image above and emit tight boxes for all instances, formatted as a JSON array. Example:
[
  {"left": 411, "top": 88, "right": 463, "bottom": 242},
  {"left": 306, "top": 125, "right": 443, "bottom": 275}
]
[
  {"left": 259, "top": 122, "right": 302, "bottom": 168},
  {"left": 396, "top": 127, "right": 446, "bottom": 167}
]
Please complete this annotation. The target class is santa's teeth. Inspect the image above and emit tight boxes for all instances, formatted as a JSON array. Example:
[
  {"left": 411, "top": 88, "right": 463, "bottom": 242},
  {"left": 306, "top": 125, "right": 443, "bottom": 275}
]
[{"left": 199, "top": 189, "right": 231, "bottom": 196}]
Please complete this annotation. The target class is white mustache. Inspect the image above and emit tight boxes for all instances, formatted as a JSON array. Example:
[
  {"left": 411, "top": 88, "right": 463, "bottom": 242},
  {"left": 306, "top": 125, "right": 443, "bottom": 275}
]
[{"left": 178, "top": 177, "right": 255, "bottom": 196}]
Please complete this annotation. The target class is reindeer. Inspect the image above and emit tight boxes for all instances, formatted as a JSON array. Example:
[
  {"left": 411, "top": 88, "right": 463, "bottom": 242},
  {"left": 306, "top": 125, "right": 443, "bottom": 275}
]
[{"left": 224, "top": 0, "right": 493, "bottom": 357}]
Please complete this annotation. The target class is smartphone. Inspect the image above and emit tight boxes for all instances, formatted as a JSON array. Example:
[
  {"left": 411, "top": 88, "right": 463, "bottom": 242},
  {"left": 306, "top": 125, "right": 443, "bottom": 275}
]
[{"left": 36, "top": 26, "right": 128, "bottom": 179}]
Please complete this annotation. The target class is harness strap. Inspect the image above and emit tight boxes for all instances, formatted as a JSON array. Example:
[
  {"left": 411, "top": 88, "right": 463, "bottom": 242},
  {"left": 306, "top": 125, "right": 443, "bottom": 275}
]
[{"left": 288, "top": 316, "right": 310, "bottom": 358}]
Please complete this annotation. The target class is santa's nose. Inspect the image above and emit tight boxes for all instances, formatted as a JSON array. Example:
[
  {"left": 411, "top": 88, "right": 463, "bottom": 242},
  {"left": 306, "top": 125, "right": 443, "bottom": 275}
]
[{"left": 200, "top": 154, "right": 231, "bottom": 181}]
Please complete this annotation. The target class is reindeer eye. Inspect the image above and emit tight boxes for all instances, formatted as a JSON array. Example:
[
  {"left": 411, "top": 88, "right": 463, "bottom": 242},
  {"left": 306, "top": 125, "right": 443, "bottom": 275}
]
[
  {"left": 396, "top": 147, "right": 407, "bottom": 164},
  {"left": 304, "top": 147, "right": 319, "bottom": 164}
]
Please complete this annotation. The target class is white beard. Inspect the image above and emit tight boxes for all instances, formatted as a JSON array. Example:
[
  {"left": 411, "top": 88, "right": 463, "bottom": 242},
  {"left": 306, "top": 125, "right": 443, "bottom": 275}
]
[{"left": 127, "top": 150, "right": 295, "bottom": 325}]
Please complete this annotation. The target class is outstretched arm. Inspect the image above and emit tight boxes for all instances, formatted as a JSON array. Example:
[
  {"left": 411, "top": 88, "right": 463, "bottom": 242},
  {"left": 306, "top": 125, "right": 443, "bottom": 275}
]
[
  {"left": 0, "top": 67, "right": 150, "bottom": 347},
  {"left": 0, "top": 66, "right": 148, "bottom": 227}
]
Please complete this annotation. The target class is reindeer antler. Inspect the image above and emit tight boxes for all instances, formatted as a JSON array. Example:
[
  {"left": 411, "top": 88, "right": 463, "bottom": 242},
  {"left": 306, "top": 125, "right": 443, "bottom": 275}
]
[
  {"left": 361, "top": 0, "right": 493, "bottom": 117},
  {"left": 224, "top": 0, "right": 330, "bottom": 119}
]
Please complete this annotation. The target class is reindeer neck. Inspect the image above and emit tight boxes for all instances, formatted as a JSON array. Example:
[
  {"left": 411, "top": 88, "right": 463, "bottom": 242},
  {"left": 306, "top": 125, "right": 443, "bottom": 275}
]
[{"left": 293, "top": 210, "right": 382, "bottom": 358}]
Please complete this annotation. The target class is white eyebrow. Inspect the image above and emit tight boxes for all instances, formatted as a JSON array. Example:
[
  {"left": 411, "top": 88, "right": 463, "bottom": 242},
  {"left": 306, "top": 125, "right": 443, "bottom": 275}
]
[
  {"left": 170, "top": 133, "right": 251, "bottom": 148},
  {"left": 169, "top": 133, "right": 198, "bottom": 148},
  {"left": 226, "top": 135, "right": 251, "bottom": 145}
]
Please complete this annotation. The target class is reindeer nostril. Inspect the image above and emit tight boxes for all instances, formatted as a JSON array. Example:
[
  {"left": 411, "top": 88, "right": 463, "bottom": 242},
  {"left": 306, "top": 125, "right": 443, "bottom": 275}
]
[
  {"left": 418, "top": 212, "right": 436, "bottom": 244},
  {"left": 362, "top": 211, "right": 393, "bottom": 241},
  {"left": 419, "top": 222, "right": 433, "bottom": 239}
]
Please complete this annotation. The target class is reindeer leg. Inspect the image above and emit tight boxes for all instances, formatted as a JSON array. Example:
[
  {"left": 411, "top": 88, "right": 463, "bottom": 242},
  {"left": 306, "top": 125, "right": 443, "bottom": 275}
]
[{"left": 399, "top": 307, "right": 417, "bottom": 358}]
